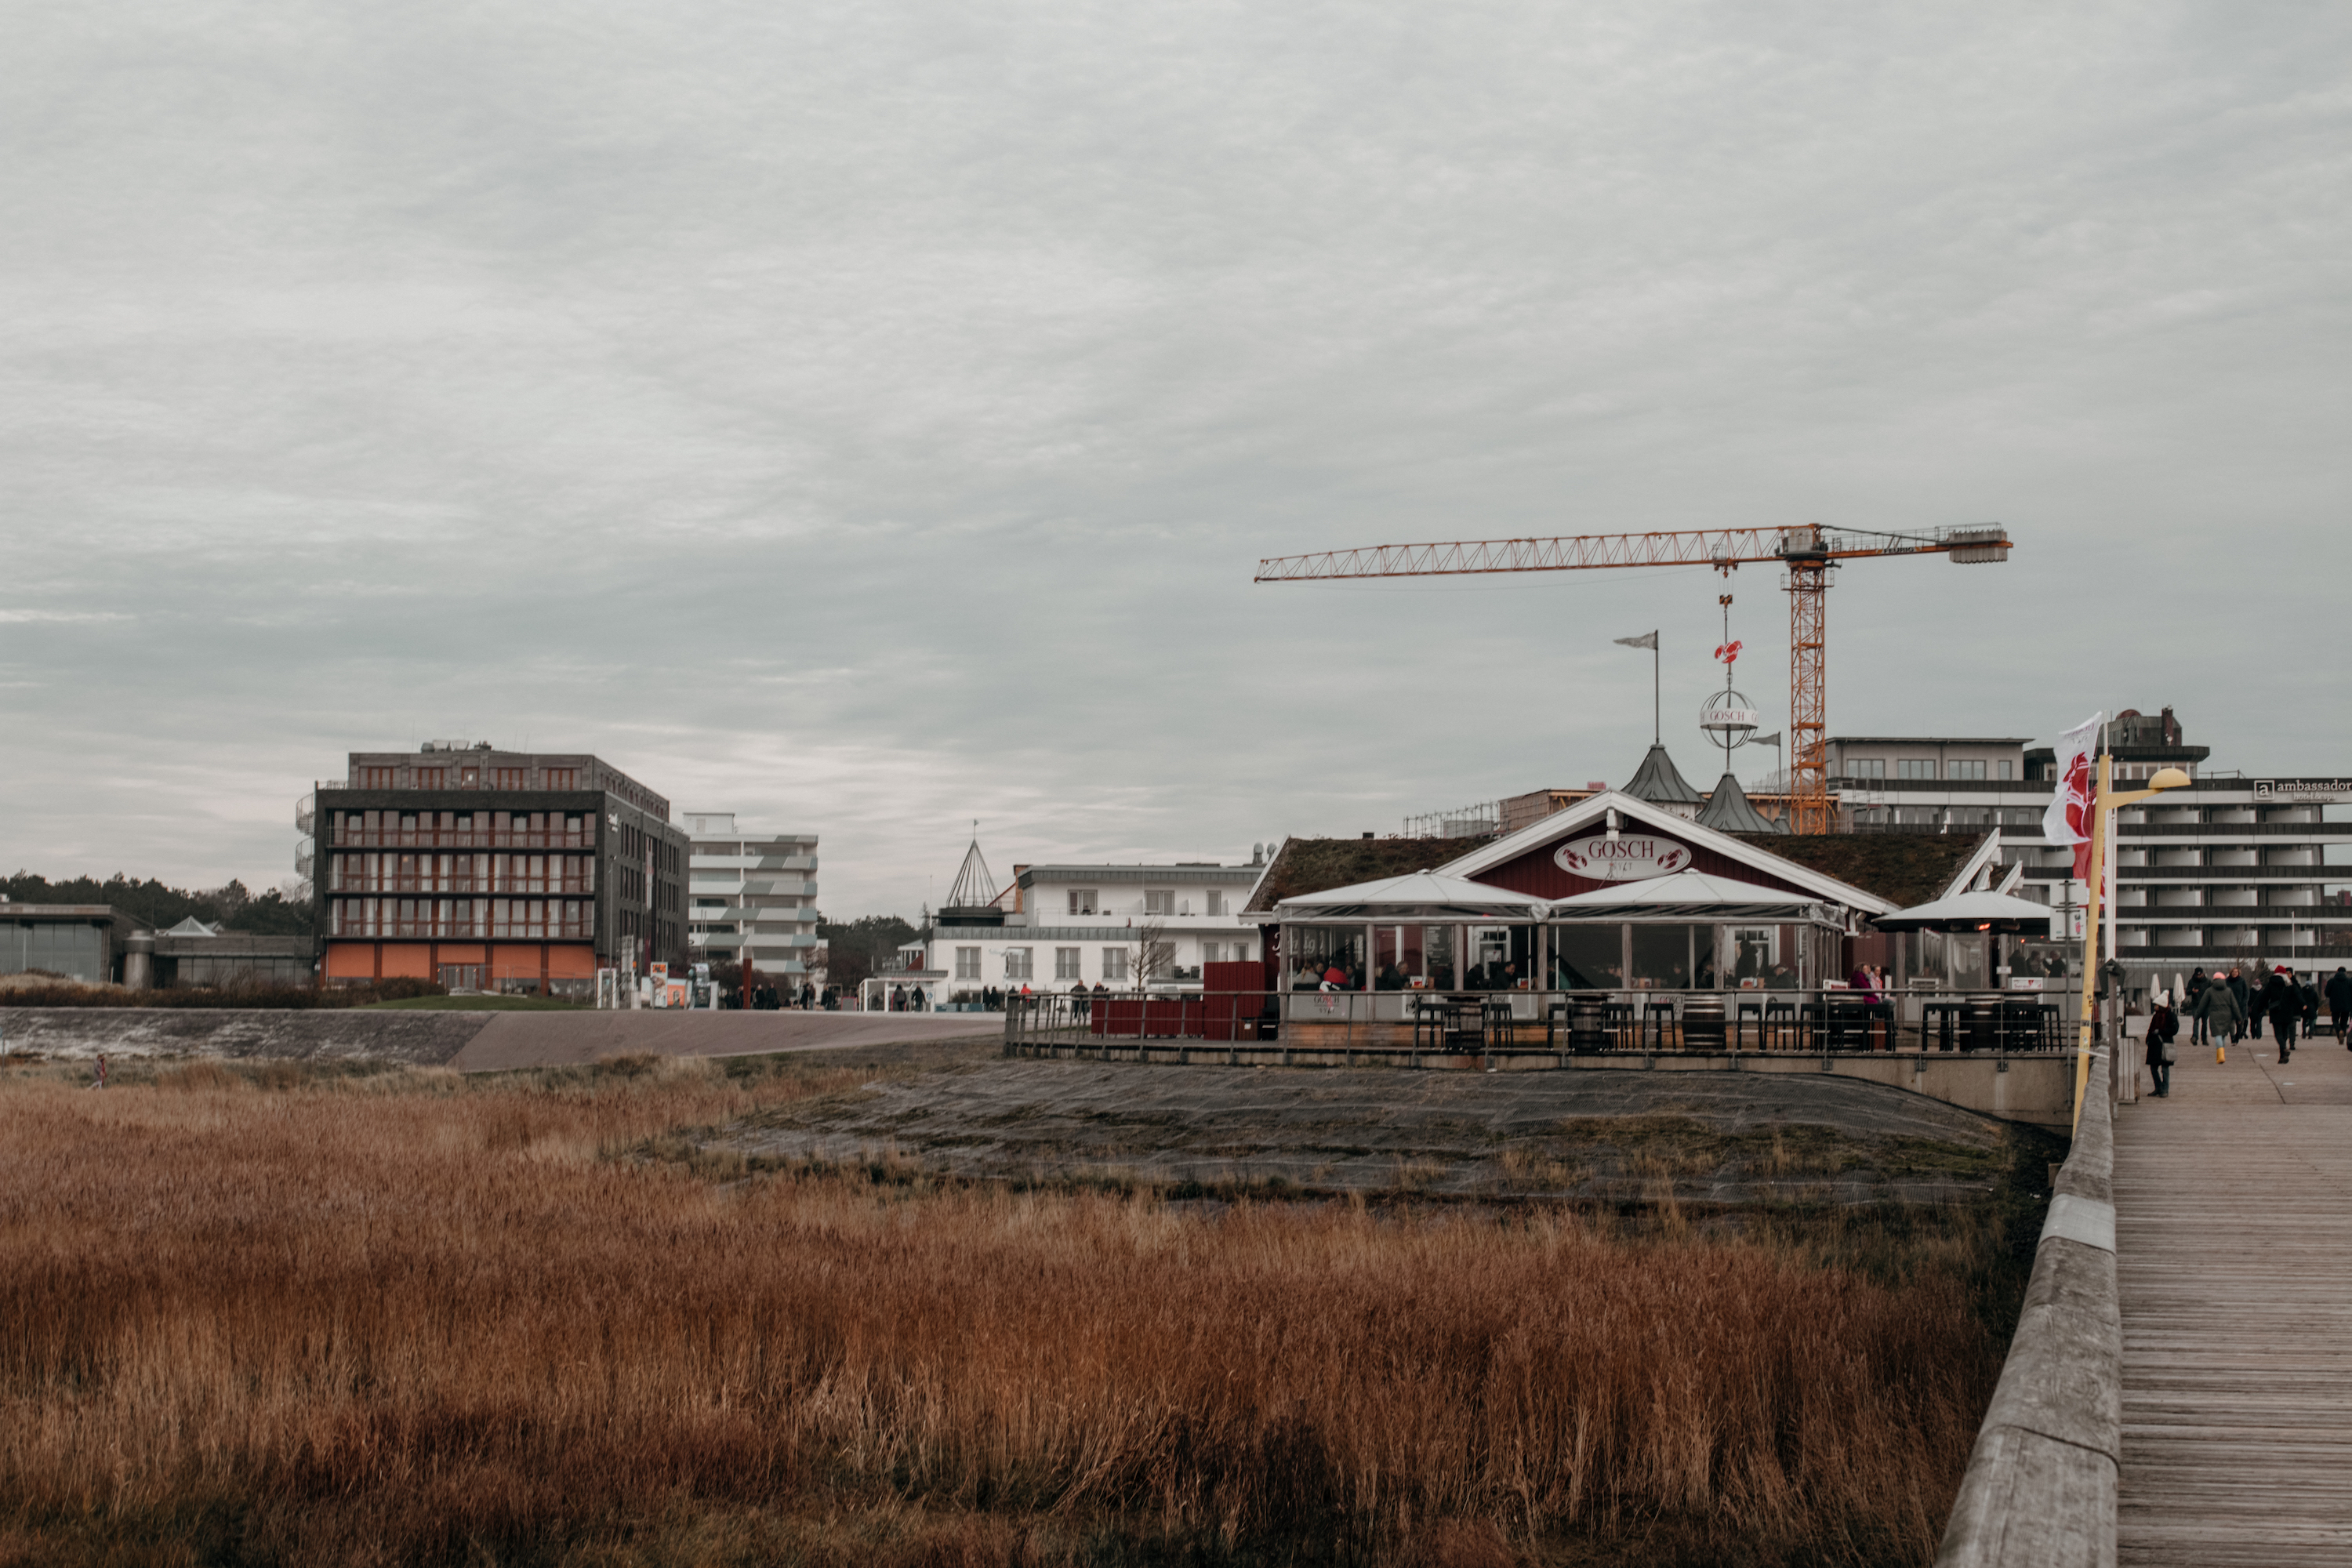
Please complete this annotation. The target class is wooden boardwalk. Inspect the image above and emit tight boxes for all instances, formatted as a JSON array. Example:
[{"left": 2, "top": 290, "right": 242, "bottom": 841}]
[{"left": 2114, "top": 1015, "right": 2352, "bottom": 1564}]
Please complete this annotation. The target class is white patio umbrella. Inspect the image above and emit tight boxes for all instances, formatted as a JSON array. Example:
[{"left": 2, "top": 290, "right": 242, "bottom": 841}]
[{"left": 1870, "top": 889, "right": 2056, "bottom": 934}]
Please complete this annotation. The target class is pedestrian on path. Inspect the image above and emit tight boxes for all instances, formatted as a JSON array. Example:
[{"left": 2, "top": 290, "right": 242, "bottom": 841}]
[
  {"left": 89, "top": 1054, "right": 107, "bottom": 1090},
  {"left": 2262, "top": 967, "right": 2299, "bottom": 1064},
  {"left": 2148, "top": 993, "right": 2180, "bottom": 1097},
  {"left": 2327, "top": 967, "right": 2352, "bottom": 1045},
  {"left": 2187, "top": 968, "right": 2212, "bottom": 1045},
  {"left": 2184, "top": 976, "right": 2242, "bottom": 1063},
  {"left": 2227, "top": 966, "right": 2252, "bottom": 1042}
]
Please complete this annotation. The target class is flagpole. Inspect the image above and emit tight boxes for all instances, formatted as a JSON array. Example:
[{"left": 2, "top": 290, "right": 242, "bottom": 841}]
[{"left": 1652, "top": 636, "right": 1661, "bottom": 745}]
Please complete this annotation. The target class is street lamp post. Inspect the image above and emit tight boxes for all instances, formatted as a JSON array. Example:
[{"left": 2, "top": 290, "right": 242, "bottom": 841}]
[{"left": 2073, "top": 756, "right": 2194, "bottom": 1132}]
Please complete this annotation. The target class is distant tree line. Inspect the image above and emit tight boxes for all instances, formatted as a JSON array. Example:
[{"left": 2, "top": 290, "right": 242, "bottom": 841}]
[
  {"left": 2, "top": 872, "right": 315, "bottom": 937},
  {"left": 814, "top": 913, "right": 916, "bottom": 990}
]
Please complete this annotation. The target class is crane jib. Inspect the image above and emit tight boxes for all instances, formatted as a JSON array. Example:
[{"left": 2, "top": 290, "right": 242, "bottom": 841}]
[{"left": 1253, "top": 525, "right": 2010, "bottom": 581}]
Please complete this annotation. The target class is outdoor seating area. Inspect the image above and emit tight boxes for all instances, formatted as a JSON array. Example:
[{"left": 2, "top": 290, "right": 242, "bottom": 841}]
[{"left": 1010, "top": 984, "right": 2072, "bottom": 1059}]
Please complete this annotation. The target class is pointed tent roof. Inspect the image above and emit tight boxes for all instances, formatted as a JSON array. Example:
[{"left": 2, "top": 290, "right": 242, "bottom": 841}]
[
  {"left": 1270, "top": 871, "right": 1555, "bottom": 922},
  {"left": 1695, "top": 771, "right": 1784, "bottom": 835},
  {"left": 1622, "top": 743, "right": 1704, "bottom": 807},
  {"left": 1436, "top": 789, "right": 1894, "bottom": 917},
  {"left": 942, "top": 836, "right": 1000, "bottom": 910},
  {"left": 162, "top": 916, "right": 220, "bottom": 937}
]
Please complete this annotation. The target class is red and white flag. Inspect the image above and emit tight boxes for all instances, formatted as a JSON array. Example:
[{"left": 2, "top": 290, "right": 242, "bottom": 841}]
[{"left": 2042, "top": 712, "right": 2104, "bottom": 884}]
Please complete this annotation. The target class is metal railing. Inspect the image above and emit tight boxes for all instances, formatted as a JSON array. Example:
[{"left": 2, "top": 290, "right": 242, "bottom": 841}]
[{"left": 1005, "top": 986, "right": 2074, "bottom": 1058}]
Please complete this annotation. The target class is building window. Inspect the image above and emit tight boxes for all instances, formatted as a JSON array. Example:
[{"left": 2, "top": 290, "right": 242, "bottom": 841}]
[
  {"left": 1948, "top": 760, "right": 1987, "bottom": 781},
  {"left": 494, "top": 768, "right": 526, "bottom": 789},
  {"left": 414, "top": 768, "right": 445, "bottom": 789},
  {"left": 1055, "top": 947, "right": 1082, "bottom": 980},
  {"left": 1102, "top": 947, "right": 1128, "bottom": 982},
  {"left": 1202, "top": 942, "right": 1222, "bottom": 965},
  {"left": 956, "top": 946, "right": 980, "bottom": 980},
  {"left": 1896, "top": 760, "right": 1936, "bottom": 780},
  {"left": 359, "top": 767, "right": 395, "bottom": 789},
  {"left": 1204, "top": 891, "right": 1224, "bottom": 916},
  {"left": 1145, "top": 890, "right": 1174, "bottom": 916},
  {"left": 1004, "top": 948, "right": 1033, "bottom": 980},
  {"left": 1847, "top": 758, "right": 1886, "bottom": 780},
  {"left": 546, "top": 768, "right": 577, "bottom": 789},
  {"left": 1067, "top": 889, "right": 1098, "bottom": 915}
]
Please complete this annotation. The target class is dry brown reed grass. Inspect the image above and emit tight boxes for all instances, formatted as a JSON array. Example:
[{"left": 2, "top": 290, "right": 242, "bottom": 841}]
[{"left": 0, "top": 1058, "right": 2001, "bottom": 1567}]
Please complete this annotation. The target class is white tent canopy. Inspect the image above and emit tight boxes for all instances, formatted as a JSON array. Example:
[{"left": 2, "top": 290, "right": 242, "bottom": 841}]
[
  {"left": 1871, "top": 889, "right": 2055, "bottom": 933},
  {"left": 1545, "top": 869, "right": 1835, "bottom": 923},
  {"left": 1272, "top": 871, "right": 1555, "bottom": 922}
]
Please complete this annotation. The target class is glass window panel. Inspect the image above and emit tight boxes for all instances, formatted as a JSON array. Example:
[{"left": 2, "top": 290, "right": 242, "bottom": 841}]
[
  {"left": 1693, "top": 926, "right": 1719, "bottom": 989},
  {"left": 1726, "top": 926, "right": 1780, "bottom": 986},
  {"left": 1631, "top": 924, "right": 1693, "bottom": 989},
  {"left": 1465, "top": 925, "right": 1534, "bottom": 990},
  {"left": 1551, "top": 924, "right": 1622, "bottom": 989},
  {"left": 1421, "top": 925, "right": 1456, "bottom": 991},
  {"left": 1288, "top": 927, "right": 1365, "bottom": 989}
]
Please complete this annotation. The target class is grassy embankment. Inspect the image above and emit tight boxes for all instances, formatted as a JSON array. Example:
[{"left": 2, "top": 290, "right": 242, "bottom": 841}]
[{"left": 0, "top": 1051, "right": 2040, "bottom": 1567}]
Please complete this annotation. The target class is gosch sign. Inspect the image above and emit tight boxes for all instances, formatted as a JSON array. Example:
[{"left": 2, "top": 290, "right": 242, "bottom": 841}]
[{"left": 1553, "top": 833, "right": 1692, "bottom": 882}]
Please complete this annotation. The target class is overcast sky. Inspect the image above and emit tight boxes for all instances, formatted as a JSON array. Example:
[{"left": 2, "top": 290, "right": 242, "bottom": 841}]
[{"left": 4, "top": 2, "right": 2348, "bottom": 916}]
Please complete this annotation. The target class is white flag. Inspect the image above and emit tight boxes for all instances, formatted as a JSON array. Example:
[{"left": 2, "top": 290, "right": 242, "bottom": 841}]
[
  {"left": 2042, "top": 712, "right": 2103, "bottom": 881},
  {"left": 1613, "top": 631, "right": 1657, "bottom": 650}
]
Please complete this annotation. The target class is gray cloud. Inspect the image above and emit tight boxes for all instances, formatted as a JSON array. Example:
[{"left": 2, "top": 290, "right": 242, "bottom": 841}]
[{"left": 3, "top": 2, "right": 2348, "bottom": 910}]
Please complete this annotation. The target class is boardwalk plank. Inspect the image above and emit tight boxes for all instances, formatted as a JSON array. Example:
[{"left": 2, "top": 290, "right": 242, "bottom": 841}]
[{"left": 2115, "top": 1024, "right": 2352, "bottom": 1566}]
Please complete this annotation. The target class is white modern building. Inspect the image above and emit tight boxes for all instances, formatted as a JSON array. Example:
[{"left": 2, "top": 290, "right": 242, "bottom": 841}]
[
  {"left": 682, "top": 813, "right": 825, "bottom": 982},
  {"left": 1823, "top": 708, "right": 2351, "bottom": 971},
  {"left": 913, "top": 837, "right": 1272, "bottom": 1000}
]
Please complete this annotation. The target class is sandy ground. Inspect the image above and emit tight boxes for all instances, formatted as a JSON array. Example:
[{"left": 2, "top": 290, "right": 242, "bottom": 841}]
[
  {"left": 449, "top": 1011, "right": 998, "bottom": 1071},
  {"left": 0, "top": 1006, "right": 999, "bottom": 1069},
  {"left": 717, "top": 1057, "right": 2028, "bottom": 1203}
]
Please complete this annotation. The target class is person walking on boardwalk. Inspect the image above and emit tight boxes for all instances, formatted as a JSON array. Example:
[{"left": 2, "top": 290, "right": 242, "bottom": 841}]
[
  {"left": 2187, "top": 968, "right": 2212, "bottom": 1047},
  {"left": 2147, "top": 992, "right": 2180, "bottom": 1097},
  {"left": 2261, "top": 967, "right": 2299, "bottom": 1064},
  {"left": 2184, "top": 976, "right": 2242, "bottom": 1064},
  {"left": 2227, "top": 965, "right": 2252, "bottom": 1042},
  {"left": 2327, "top": 966, "right": 2352, "bottom": 1046}
]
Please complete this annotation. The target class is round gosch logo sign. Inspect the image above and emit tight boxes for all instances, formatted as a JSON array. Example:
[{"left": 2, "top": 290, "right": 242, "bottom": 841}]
[{"left": 1553, "top": 833, "right": 1691, "bottom": 882}]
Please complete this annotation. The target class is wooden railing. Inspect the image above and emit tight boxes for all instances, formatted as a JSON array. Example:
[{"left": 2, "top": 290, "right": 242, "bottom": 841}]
[{"left": 1933, "top": 1047, "right": 2118, "bottom": 1566}]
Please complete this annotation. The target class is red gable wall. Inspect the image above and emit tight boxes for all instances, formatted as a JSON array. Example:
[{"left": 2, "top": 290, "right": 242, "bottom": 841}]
[{"left": 1469, "top": 826, "right": 1822, "bottom": 902}]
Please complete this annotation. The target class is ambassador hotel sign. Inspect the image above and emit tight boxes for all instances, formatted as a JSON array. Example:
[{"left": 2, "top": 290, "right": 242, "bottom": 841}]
[{"left": 1553, "top": 833, "right": 1693, "bottom": 882}]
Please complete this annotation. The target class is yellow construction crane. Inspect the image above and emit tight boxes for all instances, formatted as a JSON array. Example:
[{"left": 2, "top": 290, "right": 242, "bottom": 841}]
[{"left": 1254, "top": 524, "right": 2013, "bottom": 833}]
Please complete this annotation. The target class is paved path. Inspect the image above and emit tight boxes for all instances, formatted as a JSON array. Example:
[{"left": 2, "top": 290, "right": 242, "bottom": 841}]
[
  {"left": 448, "top": 1010, "right": 999, "bottom": 1071},
  {"left": 2114, "top": 1018, "right": 2352, "bottom": 1565}
]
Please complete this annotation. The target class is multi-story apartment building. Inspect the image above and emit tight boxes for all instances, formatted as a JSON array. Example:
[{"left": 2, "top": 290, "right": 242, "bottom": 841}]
[
  {"left": 1823, "top": 709, "right": 2350, "bottom": 970},
  {"left": 682, "top": 813, "right": 824, "bottom": 982},
  {"left": 916, "top": 839, "right": 1269, "bottom": 998},
  {"left": 305, "top": 743, "right": 688, "bottom": 995}
]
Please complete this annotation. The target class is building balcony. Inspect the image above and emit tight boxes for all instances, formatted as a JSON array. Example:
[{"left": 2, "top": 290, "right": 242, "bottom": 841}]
[
  {"left": 328, "top": 878, "right": 596, "bottom": 897},
  {"left": 327, "top": 828, "right": 597, "bottom": 851}
]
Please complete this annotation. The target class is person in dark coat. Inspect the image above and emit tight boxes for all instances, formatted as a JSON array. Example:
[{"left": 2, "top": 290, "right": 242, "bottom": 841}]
[
  {"left": 2262, "top": 967, "right": 2299, "bottom": 1063},
  {"left": 2186, "top": 969, "right": 2211, "bottom": 1045},
  {"left": 2183, "top": 978, "right": 2242, "bottom": 1063},
  {"left": 2227, "top": 966, "right": 2252, "bottom": 1042},
  {"left": 2299, "top": 974, "right": 2321, "bottom": 1040},
  {"left": 2147, "top": 994, "right": 2180, "bottom": 1097},
  {"left": 2327, "top": 967, "right": 2352, "bottom": 1045}
]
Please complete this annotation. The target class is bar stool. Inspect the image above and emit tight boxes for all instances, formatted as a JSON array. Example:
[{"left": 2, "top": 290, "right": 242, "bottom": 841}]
[
  {"left": 1920, "top": 1001, "right": 1963, "bottom": 1052},
  {"left": 1762, "top": 999, "right": 1797, "bottom": 1050},
  {"left": 1481, "top": 1000, "right": 1517, "bottom": 1054},
  {"left": 1734, "top": 1000, "right": 1763, "bottom": 1050},
  {"left": 1602, "top": 1002, "right": 1635, "bottom": 1051},
  {"left": 1642, "top": 1000, "right": 1676, "bottom": 1051}
]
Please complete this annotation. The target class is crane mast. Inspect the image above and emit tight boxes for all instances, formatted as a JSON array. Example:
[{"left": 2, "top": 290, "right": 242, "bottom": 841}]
[{"left": 1256, "top": 523, "right": 2012, "bottom": 834}]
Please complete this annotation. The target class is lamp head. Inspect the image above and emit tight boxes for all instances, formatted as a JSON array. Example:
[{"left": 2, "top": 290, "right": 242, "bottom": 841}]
[{"left": 2149, "top": 767, "right": 2191, "bottom": 791}]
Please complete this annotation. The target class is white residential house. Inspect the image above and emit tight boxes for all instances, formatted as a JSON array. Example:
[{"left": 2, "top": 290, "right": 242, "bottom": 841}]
[
  {"left": 682, "top": 813, "right": 826, "bottom": 983},
  {"left": 917, "top": 837, "right": 1272, "bottom": 1000}
]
